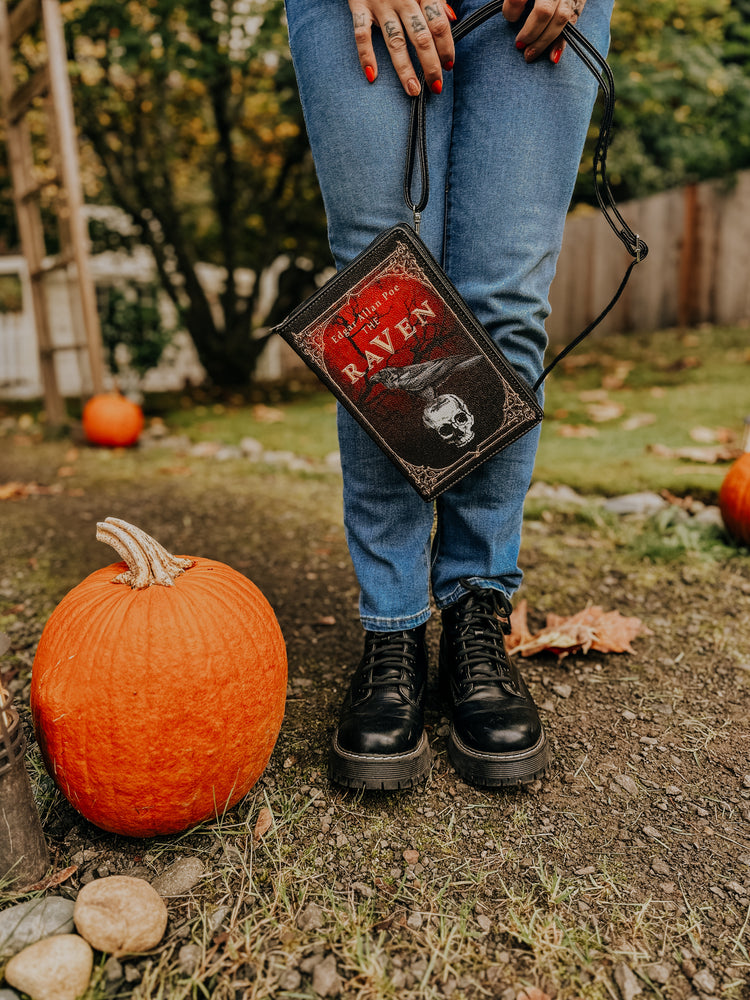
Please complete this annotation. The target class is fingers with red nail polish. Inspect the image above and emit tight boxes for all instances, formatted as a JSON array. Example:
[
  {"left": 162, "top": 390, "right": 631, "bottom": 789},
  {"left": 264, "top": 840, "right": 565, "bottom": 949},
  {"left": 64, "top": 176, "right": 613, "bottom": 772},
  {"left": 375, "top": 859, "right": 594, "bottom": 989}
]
[
  {"left": 445, "top": 3, "right": 457, "bottom": 19},
  {"left": 364, "top": 64, "right": 376, "bottom": 82}
]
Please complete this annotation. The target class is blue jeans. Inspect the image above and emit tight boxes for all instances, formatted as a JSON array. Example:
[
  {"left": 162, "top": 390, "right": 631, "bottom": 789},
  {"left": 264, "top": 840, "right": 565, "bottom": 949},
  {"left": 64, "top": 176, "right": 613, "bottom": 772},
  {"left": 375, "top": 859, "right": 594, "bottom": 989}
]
[{"left": 285, "top": 0, "right": 612, "bottom": 630}]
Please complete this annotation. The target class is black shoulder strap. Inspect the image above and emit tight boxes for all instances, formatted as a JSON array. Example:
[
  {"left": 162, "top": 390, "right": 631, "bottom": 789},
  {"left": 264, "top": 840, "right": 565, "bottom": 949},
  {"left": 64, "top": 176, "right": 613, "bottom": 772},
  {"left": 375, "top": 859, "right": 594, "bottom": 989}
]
[{"left": 402, "top": 0, "right": 648, "bottom": 391}]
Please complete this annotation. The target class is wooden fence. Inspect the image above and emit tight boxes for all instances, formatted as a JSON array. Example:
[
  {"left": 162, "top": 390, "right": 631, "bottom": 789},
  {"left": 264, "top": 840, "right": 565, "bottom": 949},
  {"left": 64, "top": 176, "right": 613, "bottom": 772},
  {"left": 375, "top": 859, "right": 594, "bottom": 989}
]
[
  {"left": 1, "top": 171, "right": 749, "bottom": 398},
  {"left": 547, "top": 170, "right": 750, "bottom": 343}
]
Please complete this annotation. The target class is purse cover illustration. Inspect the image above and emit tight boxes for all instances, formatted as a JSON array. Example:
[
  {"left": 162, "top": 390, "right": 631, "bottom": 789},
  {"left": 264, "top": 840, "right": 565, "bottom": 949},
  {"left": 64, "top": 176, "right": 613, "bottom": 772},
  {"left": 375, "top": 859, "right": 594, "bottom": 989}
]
[{"left": 275, "top": 224, "right": 542, "bottom": 501}]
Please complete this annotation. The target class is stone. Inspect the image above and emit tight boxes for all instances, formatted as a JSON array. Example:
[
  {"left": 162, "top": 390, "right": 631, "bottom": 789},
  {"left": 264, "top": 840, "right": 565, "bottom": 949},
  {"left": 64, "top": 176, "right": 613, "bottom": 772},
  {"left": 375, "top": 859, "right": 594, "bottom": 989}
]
[
  {"left": 641, "top": 962, "right": 672, "bottom": 985},
  {"left": 614, "top": 963, "right": 643, "bottom": 1000},
  {"left": 692, "top": 969, "right": 716, "bottom": 993},
  {"left": 239, "top": 436, "right": 264, "bottom": 459},
  {"left": 5, "top": 934, "right": 93, "bottom": 1000},
  {"left": 297, "top": 902, "right": 324, "bottom": 931},
  {"left": 277, "top": 968, "right": 302, "bottom": 991},
  {"left": 312, "top": 954, "right": 343, "bottom": 997},
  {"left": 603, "top": 492, "right": 668, "bottom": 516},
  {"left": 178, "top": 943, "right": 202, "bottom": 976},
  {"left": 0, "top": 897, "right": 75, "bottom": 958},
  {"left": 651, "top": 859, "right": 671, "bottom": 876},
  {"left": 74, "top": 875, "right": 168, "bottom": 954},
  {"left": 150, "top": 856, "right": 205, "bottom": 897},
  {"left": 0, "top": 992, "right": 21, "bottom": 1000},
  {"left": 103, "top": 956, "right": 123, "bottom": 982},
  {"left": 552, "top": 683, "right": 572, "bottom": 699},
  {"left": 613, "top": 774, "right": 639, "bottom": 796}
]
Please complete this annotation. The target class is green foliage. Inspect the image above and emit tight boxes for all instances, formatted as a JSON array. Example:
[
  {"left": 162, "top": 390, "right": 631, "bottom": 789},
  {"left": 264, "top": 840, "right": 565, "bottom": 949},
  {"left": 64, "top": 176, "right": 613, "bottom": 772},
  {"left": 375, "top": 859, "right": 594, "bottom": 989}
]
[
  {"left": 576, "top": 0, "right": 750, "bottom": 202},
  {"left": 62, "top": 0, "right": 327, "bottom": 387},
  {"left": 98, "top": 284, "right": 174, "bottom": 379}
]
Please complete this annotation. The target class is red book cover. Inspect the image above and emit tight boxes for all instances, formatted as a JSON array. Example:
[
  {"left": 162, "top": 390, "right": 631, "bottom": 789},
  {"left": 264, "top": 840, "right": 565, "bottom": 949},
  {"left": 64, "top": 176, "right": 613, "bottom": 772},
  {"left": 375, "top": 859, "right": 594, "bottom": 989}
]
[{"left": 275, "top": 224, "right": 542, "bottom": 500}]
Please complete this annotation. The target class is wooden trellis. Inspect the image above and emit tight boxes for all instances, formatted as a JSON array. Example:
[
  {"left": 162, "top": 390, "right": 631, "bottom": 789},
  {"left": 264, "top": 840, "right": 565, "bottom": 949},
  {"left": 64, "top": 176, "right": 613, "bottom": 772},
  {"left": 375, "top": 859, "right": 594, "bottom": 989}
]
[{"left": 0, "top": 0, "right": 104, "bottom": 428}]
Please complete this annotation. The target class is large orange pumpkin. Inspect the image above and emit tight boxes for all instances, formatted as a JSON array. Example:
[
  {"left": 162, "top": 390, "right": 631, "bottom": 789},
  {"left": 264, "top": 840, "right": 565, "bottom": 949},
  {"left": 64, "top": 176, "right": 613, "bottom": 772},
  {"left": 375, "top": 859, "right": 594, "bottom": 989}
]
[
  {"left": 82, "top": 393, "right": 144, "bottom": 447},
  {"left": 719, "top": 452, "right": 750, "bottom": 546},
  {"left": 30, "top": 518, "right": 287, "bottom": 837}
]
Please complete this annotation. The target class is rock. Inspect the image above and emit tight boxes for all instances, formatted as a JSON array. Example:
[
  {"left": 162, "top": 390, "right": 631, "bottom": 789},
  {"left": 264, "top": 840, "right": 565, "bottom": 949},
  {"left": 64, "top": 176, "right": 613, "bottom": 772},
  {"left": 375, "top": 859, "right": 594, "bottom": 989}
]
[
  {"left": 0, "top": 897, "right": 75, "bottom": 958},
  {"left": 150, "top": 856, "right": 205, "bottom": 897},
  {"left": 297, "top": 902, "right": 325, "bottom": 931},
  {"left": 613, "top": 774, "right": 639, "bottom": 796},
  {"left": 278, "top": 968, "right": 302, "bottom": 991},
  {"left": 692, "top": 506, "right": 723, "bottom": 528},
  {"left": 103, "top": 956, "right": 123, "bottom": 982},
  {"left": 552, "top": 683, "right": 572, "bottom": 699},
  {"left": 406, "top": 911, "right": 423, "bottom": 930},
  {"left": 0, "top": 991, "right": 21, "bottom": 1000},
  {"left": 603, "top": 492, "right": 668, "bottom": 516},
  {"left": 312, "top": 954, "right": 342, "bottom": 997},
  {"left": 5, "top": 934, "right": 93, "bottom": 1000},
  {"left": 692, "top": 969, "right": 716, "bottom": 993},
  {"left": 614, "top": 963, "right": 643, "bottom": 1000},
  {"left": 178, "top": 943, "right": 202, "bottom": 976},
  {"left": 351, "top": 882, "right": 374, "bottom": 898},
  {"left": 239, "top": 436, "right": 264, "bottom": 459},
  {"left": 651, "top": 859, "right": 671, "bottom": 876},
  {"left": 527, "top": 482, "right": 585, "bottom": 504},
  {"left": 74, "top": 876, "right": 168, "bottom": 954},
  {"left": 642, "top": 826, "right": 661, "bottom": 840},
  {"left": 641, "top": 962, "right": 672, "bottom": 985}
]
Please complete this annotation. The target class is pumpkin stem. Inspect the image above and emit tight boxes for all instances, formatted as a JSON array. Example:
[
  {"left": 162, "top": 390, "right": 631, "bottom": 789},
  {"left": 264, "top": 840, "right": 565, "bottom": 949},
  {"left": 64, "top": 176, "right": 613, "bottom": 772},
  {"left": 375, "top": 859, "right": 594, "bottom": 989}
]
[{"left": 96, "top": 518, "right": 194, "bottom": 589}]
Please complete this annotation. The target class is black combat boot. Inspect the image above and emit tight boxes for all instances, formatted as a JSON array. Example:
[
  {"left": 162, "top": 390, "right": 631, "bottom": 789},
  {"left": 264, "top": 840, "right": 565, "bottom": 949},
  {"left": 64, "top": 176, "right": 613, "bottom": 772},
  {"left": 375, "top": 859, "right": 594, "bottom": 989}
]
[
  {"left": 440, "top": 587, "right": 549, "bottom": 787},
  {"left": 329, "top": 624, "right": 432, "bottom": 790}
]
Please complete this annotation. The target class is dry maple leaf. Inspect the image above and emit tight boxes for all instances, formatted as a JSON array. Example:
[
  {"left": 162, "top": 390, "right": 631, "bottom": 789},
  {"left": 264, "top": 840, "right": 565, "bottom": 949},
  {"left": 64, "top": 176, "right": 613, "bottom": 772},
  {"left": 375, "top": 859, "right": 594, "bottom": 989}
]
[
  {"left": 507, "top": 599, "right": 651, "bottom": 659},
  {"left": 253, "top": 806, "right": 273, "bottom": 843}
]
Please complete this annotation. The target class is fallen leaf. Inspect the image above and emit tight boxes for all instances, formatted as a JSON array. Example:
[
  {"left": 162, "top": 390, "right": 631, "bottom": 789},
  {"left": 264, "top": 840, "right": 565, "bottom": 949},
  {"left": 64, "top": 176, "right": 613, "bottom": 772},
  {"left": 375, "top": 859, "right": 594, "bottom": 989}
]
[
  {"left": 587, "top": 401, "right": 625, "bottom": 422},
  {"left": 689, "top": 425, "right": 737, "bottom": 445},
  {"left": 252, "top": 404, "right": 285, "bottom": 423},
  {"left": 21, "top": 865, "right": 78, "bottom": 892},
  {"left": 507, "top": 601, "right": 652, "bottom": 659},
  {"left": 253, "top": 806, "right": 273, "bottom": 843},
  {"left": 621, "top": 413, "right": 656, "bottom": 431},
  {"left": 578, "top": 389, "right": 610, "bottom": 403},
  {"left": 158, "top": 465, "right": 193, "bottom": 477},
  {"left": 0, "top": 481, "right": 56, "bottom": 499},
  {"left": 648, "top": 443, "right": 740, "bottom": 464},
  {"left": 556, "top": 425, "right": 599, "bottom": 438}
]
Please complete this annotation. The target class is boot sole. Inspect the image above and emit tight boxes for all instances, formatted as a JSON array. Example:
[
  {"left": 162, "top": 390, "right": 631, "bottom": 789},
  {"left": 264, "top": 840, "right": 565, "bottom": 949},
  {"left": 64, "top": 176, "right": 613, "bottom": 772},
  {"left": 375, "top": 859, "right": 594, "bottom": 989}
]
[
  {"left": 447, "top": 727, "right": 550, "bottom": 788},
  {"left": 329, "top": 731, "right": 432, "bottom": 791}
]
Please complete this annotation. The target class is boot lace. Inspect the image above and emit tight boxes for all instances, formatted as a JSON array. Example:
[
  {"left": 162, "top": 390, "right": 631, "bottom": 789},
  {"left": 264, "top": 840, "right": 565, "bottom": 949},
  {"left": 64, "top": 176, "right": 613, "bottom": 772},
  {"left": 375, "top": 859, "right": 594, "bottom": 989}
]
[
  {"left": 357, "top": 631, "right": 422, "bottom": 697},
  {"left": 450, "top": 589, "right": 517, "bottom": 688}
]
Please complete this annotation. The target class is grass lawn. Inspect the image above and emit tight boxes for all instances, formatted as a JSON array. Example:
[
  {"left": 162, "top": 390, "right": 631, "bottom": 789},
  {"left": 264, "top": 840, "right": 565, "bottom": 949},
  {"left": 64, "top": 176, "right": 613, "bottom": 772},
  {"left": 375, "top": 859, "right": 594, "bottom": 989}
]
[{"left": 132, "top": 323, "right": 749, "bottom": 501}]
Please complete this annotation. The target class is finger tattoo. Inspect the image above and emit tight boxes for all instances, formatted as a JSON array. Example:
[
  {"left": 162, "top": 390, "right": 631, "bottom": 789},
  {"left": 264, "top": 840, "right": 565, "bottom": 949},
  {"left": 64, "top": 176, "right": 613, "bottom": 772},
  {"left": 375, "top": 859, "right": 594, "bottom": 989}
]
[
  {"left": 424, "top": 4, "right": 441, "bottom": 20},
  {"left": 410, "top": 15, "right": 427, "bottom": 31},
  {"left": 353, "top": 11, "right": 366, "bottom": 25},
  {"left": 384, "top": 19, "right": 402, "bottom": 38}
]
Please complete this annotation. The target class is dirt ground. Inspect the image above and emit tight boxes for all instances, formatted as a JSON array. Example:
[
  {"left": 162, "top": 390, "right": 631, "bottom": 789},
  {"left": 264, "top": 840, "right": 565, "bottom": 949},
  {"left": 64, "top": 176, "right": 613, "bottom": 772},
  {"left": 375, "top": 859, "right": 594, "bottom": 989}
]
[{"left": 1, "top": 431, "right": 750, "bottom": 1000}]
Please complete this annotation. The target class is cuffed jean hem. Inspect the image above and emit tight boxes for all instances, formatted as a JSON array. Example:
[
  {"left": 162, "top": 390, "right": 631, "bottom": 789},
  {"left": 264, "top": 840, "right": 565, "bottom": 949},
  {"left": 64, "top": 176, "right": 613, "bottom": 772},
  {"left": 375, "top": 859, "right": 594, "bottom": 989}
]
[
  {"left": 361, "top": 607, "right": 432, "bottom": 633},
  {"left": 434, "top": 579, "right": 512, "bottom": 611}
]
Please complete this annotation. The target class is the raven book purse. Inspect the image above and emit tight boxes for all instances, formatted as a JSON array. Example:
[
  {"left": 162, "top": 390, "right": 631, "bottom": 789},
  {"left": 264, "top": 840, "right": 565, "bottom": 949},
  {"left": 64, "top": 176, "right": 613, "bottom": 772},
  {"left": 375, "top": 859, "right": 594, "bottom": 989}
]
[{"left": 274, "top": 1, "right": 648, "bottom": 502}]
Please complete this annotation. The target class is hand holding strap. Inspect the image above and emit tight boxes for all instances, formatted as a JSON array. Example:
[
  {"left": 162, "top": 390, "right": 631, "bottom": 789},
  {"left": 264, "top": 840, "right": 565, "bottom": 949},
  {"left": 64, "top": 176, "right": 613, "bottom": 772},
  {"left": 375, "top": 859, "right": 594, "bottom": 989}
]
[{"left": 402, "top": 0, "right": 648, "bottom": 389}]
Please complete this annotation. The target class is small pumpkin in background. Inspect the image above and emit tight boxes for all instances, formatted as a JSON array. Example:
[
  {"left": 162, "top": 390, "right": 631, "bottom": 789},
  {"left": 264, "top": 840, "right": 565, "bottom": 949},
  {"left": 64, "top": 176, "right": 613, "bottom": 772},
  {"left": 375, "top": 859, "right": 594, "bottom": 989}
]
[
  {"left": 30, "top": 518, "right": 287, "bottom": 837},
  {"left": 82, "top": 393, "right": 144, "bottom": 447},
  {"left": 719, "top": 452, "right": 750, "bottom": 546}
]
